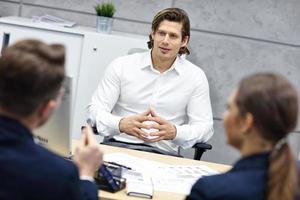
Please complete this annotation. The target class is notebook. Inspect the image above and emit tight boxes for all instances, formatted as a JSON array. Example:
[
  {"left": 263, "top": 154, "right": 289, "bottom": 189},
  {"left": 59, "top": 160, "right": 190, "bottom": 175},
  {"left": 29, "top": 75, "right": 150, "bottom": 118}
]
[
  {"left": 125, "top": 171, "right": 153, "bottom": 199},
  {"left": 34, "top": 76, "right": 72, "bottom": 158}
]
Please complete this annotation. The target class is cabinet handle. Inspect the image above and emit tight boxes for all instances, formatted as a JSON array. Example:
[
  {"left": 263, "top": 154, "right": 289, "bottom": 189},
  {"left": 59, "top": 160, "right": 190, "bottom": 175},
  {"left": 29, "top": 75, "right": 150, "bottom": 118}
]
[{"left": 1, "top": 32, "right": 10, "bottom": 55}]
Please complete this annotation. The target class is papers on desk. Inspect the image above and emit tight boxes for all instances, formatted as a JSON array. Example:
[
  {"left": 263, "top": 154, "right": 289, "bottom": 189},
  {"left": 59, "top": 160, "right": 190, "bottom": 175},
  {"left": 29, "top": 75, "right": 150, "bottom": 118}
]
[
  {"left": 104, "top": 153, "right": 161, "bottom": 198},
  {"left": 104, "top": 152, "right": 168, "bottom": 173},
  {"left": 151, "top": 165, "right": 218, "bottom": 194},
  {"left": 103, "top": 153, "right": 219, "bottom": 195}
]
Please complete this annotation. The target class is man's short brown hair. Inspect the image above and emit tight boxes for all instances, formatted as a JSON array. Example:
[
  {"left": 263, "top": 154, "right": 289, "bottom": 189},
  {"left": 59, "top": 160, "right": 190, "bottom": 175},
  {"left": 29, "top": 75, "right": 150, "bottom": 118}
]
[
  {"left": 0, "top": 39, "right": 65, "bottom": 117},
  {"left": 147, "top": 7, "right": 191, "bottom": 55}
]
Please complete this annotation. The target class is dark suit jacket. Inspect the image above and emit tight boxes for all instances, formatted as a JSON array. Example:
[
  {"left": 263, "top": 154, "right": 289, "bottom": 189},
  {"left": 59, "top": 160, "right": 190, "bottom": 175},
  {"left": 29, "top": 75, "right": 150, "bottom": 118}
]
[
  {"left": 0, "top": 116, "right": 98, "bottom": 200},
  {"left": 186, "top": 153, "right": 270, "bottom": 200}
]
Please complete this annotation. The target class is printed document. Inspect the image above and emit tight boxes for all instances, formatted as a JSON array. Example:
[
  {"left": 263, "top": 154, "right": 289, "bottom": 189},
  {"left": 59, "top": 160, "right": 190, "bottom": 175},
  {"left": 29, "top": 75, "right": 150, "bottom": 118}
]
[{"left": 104, "top": 153, "right": 219, "bottom": 195}]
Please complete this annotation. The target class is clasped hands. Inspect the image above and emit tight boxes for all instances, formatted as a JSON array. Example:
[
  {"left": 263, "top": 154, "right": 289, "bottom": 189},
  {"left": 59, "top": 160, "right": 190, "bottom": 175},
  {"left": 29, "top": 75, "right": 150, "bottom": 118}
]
[{"left": 118, "top": 109, "right": 176, "bottom": 142}]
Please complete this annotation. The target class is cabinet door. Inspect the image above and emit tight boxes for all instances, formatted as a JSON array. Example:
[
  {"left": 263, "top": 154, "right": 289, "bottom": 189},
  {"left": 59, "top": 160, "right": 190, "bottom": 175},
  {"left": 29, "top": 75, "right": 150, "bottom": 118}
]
[
  {"left": 72, "top": 33, "right": 147, "bottom": 138},
  {"left": 0, "top": 24, "right": 83, "bottom": 106},
  {"left": 0, "top": 23, "right": 83, "bottom": 137}
]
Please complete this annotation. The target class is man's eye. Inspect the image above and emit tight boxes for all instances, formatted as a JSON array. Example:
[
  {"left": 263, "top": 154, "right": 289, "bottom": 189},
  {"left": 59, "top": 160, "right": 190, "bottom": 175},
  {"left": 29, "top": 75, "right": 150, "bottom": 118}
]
[
  {"left": 158, "top": 31, "right": 165, "bottom": 36},
  {"left": 170, "top": 34, "right": 178, "bottom": 39}
]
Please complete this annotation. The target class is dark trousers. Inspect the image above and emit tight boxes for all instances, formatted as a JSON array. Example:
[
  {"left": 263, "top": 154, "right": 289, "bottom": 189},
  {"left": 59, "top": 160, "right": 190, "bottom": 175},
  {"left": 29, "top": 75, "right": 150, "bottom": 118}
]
[{"left": 102, "top": 137, "right": 182, "bottom": 157}]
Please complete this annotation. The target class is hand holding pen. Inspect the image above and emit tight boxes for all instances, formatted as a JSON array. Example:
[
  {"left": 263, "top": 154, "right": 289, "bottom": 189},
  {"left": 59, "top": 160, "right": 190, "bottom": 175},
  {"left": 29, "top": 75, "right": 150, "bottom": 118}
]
[{"left": 73, "top": 125, "right": 103, "bottom": 177}]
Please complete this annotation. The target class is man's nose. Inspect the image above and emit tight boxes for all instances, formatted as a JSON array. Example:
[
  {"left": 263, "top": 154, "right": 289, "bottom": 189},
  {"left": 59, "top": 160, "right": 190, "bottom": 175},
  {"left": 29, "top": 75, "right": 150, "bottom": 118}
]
[{"left": 162, "top": 34, "right": 170, "bottom": 44}]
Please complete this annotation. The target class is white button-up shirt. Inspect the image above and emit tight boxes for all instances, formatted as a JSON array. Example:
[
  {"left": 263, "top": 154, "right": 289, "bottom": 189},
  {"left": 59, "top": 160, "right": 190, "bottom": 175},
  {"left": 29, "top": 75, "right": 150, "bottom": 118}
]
[{"left": 87, "top": 51, "right": 213, "bottom": 154}]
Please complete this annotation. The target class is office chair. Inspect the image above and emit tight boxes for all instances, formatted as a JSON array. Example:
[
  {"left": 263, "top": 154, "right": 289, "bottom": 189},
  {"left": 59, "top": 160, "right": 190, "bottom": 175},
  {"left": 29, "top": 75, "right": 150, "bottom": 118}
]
[
  {"left": 91, "top": 126, "right": 212, "bottom": 160},
  {"left": 192, "top": 142, "right": 212, "bottom": 160}
]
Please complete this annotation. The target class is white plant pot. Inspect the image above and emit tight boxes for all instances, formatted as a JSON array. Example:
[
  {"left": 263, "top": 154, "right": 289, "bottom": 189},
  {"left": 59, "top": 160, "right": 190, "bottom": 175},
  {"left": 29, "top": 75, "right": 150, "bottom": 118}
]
[{"left": 96, "top": 16, "right": 113, "bottom": 34}]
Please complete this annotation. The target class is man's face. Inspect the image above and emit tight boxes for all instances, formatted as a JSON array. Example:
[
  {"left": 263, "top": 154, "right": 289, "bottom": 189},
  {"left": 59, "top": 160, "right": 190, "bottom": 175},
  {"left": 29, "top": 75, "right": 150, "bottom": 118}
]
[{"left": 151, "top": 20, "right": 188, "bottom": 62}]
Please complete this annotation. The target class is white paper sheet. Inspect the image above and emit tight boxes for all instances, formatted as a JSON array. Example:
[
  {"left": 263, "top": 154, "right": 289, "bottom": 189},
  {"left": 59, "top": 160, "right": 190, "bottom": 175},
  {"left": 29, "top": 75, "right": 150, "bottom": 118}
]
[
  {"left": 151, "top": 165, "right": 218, "bottom": 194},
  {"left": 104, "top": 153, "right": 219, "bottom": 195},
  {"left": 126, "top": 173, "right": 153, "bottom": 199},
  {"left": 104, "top": 152, "right": 168, "bottom": 175}
]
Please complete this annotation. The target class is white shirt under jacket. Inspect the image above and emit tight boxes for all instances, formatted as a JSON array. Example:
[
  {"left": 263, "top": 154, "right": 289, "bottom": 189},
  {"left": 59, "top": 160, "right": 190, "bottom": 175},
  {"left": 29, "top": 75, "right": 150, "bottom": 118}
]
[{"left": 87, "top": 51, "right": 213, "bottom": 154}]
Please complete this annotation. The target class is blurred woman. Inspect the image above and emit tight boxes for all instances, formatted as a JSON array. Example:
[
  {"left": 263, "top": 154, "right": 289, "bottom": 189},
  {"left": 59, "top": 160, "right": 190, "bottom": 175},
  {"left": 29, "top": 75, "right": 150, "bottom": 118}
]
[{"left": 186, "top": 73, "right": 299, "bottom": 200}]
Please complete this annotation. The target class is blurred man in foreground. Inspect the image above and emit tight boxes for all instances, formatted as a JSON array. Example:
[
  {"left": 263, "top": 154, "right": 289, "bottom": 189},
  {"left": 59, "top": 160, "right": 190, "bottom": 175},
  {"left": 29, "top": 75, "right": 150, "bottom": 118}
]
[{"left": 0, "top": 39, "right": 102, "bottom": 200}]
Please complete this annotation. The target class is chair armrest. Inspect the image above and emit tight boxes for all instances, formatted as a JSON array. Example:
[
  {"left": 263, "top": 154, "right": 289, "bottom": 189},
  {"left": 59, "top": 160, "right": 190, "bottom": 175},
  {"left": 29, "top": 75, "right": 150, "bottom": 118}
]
[
  {"left": 192, "top": 142, "right": 212, "bottom": 150},
  {"left": 192, "top": 142, "right": 212, "bottom": 160}
]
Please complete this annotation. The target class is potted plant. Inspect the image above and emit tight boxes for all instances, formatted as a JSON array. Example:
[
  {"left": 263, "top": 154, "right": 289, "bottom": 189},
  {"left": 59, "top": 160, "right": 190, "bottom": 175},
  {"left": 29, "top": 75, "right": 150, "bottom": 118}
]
[{"left": 94, "top": 2, "right": 116, "bottom": 34}]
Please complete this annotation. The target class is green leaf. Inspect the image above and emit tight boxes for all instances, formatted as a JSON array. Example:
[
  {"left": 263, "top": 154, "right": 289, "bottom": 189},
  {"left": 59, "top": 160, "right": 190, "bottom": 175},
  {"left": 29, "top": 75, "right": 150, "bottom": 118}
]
[{"left": 94, "top": 2, "right": 116, "bottom": 17}]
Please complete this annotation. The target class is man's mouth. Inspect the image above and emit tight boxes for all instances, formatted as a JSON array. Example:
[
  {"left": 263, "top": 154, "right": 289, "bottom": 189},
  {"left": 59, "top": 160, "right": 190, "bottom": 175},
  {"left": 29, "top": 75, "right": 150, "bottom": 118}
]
[{"left": 159, "top": 47, "right": 171, "bottom": 54}]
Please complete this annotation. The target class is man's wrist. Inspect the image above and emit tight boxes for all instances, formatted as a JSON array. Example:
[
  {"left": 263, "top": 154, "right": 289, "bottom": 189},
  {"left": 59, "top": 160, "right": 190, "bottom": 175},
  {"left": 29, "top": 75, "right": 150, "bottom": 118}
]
[
  {"left": 118, "top": 117, "right": 125, "bottom": 132},
  {"left": 80, "top": 175, "right": 95, "bottom": 182},
  {"left": 172, "top": 124, "right": 177, "bottom": 140}
]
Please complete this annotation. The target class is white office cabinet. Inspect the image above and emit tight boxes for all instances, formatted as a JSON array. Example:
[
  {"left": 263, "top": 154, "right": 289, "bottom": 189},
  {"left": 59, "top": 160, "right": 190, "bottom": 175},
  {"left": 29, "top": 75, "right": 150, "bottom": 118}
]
[
  {"left": 0, "top": 23, "right": 82, "bottom": 79},
  {"left": 0, "top": 16, "right": 147, "bottom": 138}
]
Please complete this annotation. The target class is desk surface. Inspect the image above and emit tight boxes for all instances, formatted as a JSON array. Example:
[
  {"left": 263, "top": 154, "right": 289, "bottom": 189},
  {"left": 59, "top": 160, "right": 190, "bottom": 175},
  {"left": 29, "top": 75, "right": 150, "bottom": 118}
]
[{"left": 73, "top": 141, "right": 231, "bottom": 200}]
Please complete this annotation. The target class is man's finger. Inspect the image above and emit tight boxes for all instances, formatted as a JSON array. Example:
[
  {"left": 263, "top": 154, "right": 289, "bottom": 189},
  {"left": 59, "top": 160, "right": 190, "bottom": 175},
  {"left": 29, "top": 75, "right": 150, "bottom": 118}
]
[
  {"left": 135, "top": 121, "right": 151, "bottom": 129},
  {"left": 150, "top": 109, "right": 158, "bottom": 117},
  {"left": 79, "top": 127, "right": 88, "bottom": 147},
  {"left": 147, "top": 123, "right": 162, "bottom": 130},
  {"left": 132, "top": 128, "right": 147, "bottom": 141},
  {"left": 136, "top": 115, "right": 151, "bottom": 122},
  {"left": 149, "top": 116, "right": 166, "bottom": 125},
  {"left": 149, "top": 130, "right": 165, "bottom": 137},
  {"left": 141, "top": 109, "right": 151, "bottom": 116},
  {"left": 133, "top": 127, "right": 149, "bottom": 138},
  {"left": 146, "top": 136, "right": 164, "bottom": 143},
  {"left": 84, "top": 125, "right": 97, "bottom": 145},
  {"left": 141, "top": 137, "right": 152, "bottom": 143}
]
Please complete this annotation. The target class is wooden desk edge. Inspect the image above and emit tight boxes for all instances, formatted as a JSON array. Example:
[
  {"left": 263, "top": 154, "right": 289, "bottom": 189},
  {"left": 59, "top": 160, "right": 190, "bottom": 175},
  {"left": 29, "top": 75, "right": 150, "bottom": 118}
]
[{"left": 72, "top": 140, "right": 231, "bottom": 200}]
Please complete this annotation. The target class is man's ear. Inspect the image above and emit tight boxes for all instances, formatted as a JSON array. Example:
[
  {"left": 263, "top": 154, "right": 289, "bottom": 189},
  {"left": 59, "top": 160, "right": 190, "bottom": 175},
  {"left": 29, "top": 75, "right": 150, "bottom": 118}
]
[
  {"left": 150, "top": 31, "right": 155, "bottom": 39},
  {"left": 181, "top": 36, "right": 189, "bottom": 48},
  {"left": 37, "top": 99, "right": 57, "bottom": 119}
]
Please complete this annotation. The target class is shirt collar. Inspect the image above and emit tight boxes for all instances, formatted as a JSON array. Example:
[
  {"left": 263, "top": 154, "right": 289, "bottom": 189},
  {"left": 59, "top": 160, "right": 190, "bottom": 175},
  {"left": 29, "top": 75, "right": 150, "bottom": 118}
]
[{"left": 139, "top": 50, "right": 183, "bottom": 75}]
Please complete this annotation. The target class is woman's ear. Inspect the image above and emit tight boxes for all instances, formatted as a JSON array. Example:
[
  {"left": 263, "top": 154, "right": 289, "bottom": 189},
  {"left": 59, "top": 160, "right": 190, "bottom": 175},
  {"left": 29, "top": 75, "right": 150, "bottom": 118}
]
[{"left": 240, "top": 112, "right": 254, "bottom": 135}]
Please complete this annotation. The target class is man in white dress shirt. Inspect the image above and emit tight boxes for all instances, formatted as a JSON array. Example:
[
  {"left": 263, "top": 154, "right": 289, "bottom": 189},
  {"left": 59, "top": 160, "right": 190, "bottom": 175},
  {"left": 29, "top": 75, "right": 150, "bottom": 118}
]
[{"left": 87, "top": 8, "right": 213, "bottom": 155}]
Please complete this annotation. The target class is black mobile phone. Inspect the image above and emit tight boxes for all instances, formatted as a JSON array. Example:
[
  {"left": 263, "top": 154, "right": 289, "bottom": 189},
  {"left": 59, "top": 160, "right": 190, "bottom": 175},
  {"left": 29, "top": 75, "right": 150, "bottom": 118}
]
[{"left": 94, "top": 164, "right": 126, "bottom": 192}]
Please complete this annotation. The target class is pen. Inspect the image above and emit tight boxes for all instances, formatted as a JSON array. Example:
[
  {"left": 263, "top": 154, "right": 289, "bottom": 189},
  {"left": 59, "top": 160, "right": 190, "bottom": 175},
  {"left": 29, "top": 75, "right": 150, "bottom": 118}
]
[{"left": 104, "top": 161, "right": 132, "bottom": 170}]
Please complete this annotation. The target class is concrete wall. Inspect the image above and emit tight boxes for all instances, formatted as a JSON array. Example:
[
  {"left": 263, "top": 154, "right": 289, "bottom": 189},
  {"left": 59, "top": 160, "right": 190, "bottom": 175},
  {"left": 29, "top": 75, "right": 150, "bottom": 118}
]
[{"left": 1, "top": 0, "right": 299, "bottom": 164}]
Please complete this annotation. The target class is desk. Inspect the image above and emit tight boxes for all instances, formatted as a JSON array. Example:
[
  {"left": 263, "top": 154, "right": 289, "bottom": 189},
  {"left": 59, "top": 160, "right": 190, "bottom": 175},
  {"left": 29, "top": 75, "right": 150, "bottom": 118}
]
[
  {"left": 73, "top": 141, "right": 231, "bottom": 200},
  {"left": 99, "top": 145, "right": 230, "bottom": 200}
]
